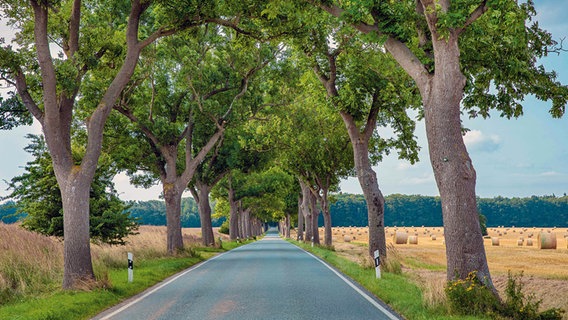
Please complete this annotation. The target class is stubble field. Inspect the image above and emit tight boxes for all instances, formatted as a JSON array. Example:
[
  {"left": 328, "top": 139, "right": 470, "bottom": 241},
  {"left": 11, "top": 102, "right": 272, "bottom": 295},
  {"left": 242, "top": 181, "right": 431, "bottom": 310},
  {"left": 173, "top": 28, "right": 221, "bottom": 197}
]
[{"left": 293, "top": 226, "right": 568, "bottom": 317}]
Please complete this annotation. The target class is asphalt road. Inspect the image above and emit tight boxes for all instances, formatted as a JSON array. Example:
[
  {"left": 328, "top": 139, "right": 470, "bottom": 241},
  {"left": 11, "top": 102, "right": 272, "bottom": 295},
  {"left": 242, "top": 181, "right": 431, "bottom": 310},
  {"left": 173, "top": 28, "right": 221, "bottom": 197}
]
[{"left": 93, "top": 229, "right": 402, "bottom": 320}]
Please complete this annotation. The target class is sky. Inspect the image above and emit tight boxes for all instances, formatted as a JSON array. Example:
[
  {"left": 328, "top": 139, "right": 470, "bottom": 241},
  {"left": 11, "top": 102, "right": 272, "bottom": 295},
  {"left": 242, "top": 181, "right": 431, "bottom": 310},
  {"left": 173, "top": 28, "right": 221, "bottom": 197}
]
[{"left": 1, "top": 1, "right": 568, "bottom": 201}]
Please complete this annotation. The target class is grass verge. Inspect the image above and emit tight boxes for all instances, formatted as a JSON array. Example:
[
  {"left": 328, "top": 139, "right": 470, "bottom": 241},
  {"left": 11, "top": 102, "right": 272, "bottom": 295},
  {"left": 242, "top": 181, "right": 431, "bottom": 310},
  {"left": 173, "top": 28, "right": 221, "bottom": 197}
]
[
  {"left": 0, "top": 240, "right": 252, "bottom": 320},
  {"left": 290, "top": 240, "right": 488, "bottom": 320}
]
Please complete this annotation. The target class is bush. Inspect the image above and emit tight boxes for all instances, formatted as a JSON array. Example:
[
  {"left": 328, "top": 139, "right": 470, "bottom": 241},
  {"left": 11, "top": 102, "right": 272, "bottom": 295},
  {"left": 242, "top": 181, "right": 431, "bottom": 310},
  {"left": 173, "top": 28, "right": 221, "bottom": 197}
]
[
  {"left": 445, "top": 271, "right": 500, "bottom": 316},
  {"left": 446, "top": 271, "right": 565, "bottom": 320},
  {"left": 218, "top": 220, "right": 229, "bottom": 235},
  {"left": 501, "top": 271, "right": 564, "bottom": 320}
]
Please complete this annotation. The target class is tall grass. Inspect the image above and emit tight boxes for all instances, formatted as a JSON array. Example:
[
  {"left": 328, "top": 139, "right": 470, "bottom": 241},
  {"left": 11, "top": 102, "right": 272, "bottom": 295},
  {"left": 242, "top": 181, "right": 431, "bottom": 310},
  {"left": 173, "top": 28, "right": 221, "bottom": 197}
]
[
  {"left": 0, "top": 224, "right": 205, "bottom": 305},
  {"left": 0, "top": 223, "right": 63, "bottom": 303}
]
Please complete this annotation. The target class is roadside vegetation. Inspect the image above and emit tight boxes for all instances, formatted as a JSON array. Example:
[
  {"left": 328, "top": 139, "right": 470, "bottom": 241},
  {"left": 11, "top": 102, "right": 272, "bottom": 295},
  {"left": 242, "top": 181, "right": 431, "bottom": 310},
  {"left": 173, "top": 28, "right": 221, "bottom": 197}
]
[
  {"left": 290, "top": 230, "right": 566, "bottom": 320},
  {"left": 0, "top": 224, "right": 250, "bottom": 320}
]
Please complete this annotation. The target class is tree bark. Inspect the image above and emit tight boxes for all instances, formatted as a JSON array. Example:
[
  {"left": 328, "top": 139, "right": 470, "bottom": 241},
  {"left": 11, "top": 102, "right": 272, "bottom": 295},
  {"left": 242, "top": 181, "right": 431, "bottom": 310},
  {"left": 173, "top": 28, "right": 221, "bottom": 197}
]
[
  {"left": 192, "top": 181, "right": 215, "bottom": 246},
  {"left": 285, "top": 213, "right": 291, "bottom": 239},
  {"left": 237, "top": 201, "right": 245, "bottom": 239},
  {"left": 310, "top": 190, "right": 320, "bottom": 245},
  {"left": 299, "top": 179, "right": 313, "bottom": 242},
  {"left": 163, "top": 183, "right": 184, "bottom": 253},
  {"left": 419, "top": 33, "right": 492, "bottom": 285},
  {"left": 320, "top": 187, "right": 332, "bottom": 247},
  {"left": 243, "top": 208, "right": 252, "bottom": 238},
  {"left": 297, "top": 195, "right": 304, "bottom": 241},
  {"left": 228, "top": 178, "right": 240, "bottom": 240},
  {"left": 60, "top": 175, "right": 94, "bottom": 288},
  {"left": 340, "top": 111, "right": 387, "bottom": 260}
]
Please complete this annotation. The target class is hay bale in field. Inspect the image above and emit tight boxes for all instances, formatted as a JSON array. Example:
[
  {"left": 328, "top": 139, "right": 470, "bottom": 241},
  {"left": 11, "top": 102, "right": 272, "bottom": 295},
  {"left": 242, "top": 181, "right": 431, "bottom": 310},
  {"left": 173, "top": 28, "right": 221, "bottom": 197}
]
[
  {"left": 517, "top": 239, "right": 523, "bottom": 246},
  {"left": 538, "top": 232, "right": 557, "bottom": 249},
  {"left": 431, "top": 234, "right": 437, "bottom": 241},
  {"left": 526, "top": 239, "right": 533, "bottom": 246},
  {"left": 408, "top": 236, "right": 418, "bottom": 245},
  {"left": 393, "top": 231, "right": 408, "bottom": 244},
  {"left": 491, "top": 237, "right": 500, "bottom": 246},
  {"left": 344, "top": 235, "right": 352, "bottom": 242}
]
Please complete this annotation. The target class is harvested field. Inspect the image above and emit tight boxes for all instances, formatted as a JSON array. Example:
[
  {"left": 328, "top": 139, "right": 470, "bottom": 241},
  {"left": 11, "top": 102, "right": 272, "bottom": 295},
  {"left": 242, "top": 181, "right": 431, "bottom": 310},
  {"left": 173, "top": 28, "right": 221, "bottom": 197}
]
[{"left": 294, "top": 226, "right": 568, "bottom": 317}]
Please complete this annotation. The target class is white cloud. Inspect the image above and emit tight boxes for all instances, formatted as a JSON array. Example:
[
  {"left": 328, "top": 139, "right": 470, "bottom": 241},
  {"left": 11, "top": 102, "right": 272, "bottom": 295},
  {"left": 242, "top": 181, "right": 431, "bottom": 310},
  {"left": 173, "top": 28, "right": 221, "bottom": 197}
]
[
  {"left": 463, "top": 130, "right": 501, "bottom": 153},
  {"left": 538, "top": 171, "right": 563, "bottom": 178},
  {"left": 396, "top": 162, "right": 413, "bottom": 171},
  {"left": 401, "top": 173, "right": 435, "bottom": 185}
]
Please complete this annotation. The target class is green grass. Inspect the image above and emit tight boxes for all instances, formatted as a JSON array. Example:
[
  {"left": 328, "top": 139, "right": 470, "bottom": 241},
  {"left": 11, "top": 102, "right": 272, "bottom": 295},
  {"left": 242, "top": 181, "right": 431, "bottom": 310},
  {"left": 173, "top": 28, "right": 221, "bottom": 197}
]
[
  {"left": 0, "top": 240, "right": 253, "bottom": 320},
  {"left": 291, "top": 240, "right": 489, "bottom": 320}
]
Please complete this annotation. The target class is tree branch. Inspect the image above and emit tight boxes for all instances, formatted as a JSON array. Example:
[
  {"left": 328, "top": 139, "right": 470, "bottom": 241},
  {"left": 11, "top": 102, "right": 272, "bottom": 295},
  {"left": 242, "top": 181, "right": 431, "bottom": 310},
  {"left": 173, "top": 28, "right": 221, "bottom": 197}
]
[
  {"left": 457, "top": 0, "right": 488, "bottom": 35},
  {"left": 66, "top": 0, "right": 81, "bottom": 57},
  {"left": 12, "top": 69, "right": 43, "bottom": 124}
]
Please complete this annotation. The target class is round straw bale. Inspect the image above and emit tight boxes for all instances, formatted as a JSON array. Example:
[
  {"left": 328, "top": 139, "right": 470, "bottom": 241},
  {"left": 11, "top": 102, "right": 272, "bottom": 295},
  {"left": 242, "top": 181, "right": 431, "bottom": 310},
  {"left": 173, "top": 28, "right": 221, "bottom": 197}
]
[
  {"left": 393, "top": 232, "right": 408, "bottom": 244},
  {"left": 431, "top": 234, "right": 437, "bottom": 241},
  {"left": 517, "top": 239, "right": 523, "bottom": 246},
  {"left": 526, "top": 239, "right": 533, "bottom": 246},
  {"left": 408, "top": 235, "right": 418, "bottom": 245},
  {"left": 491, "top": 237, "right": 500, "bottom": 246},
  {"left": 344, "top": 235, "right": 352, "bottom": 243},
  {"left": 538, "top": 232, "right": 557, "bottom": 249}
]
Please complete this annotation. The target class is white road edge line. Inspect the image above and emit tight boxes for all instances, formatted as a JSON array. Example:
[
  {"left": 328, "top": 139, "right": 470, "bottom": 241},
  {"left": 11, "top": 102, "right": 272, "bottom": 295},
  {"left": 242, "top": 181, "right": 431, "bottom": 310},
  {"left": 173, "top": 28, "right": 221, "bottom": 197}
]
[
  {"left": 302, "top": 249, "right": 400, "bottom": 320},
  {"left": 97, "top": 250, "right": 231, "bottom": 320}
]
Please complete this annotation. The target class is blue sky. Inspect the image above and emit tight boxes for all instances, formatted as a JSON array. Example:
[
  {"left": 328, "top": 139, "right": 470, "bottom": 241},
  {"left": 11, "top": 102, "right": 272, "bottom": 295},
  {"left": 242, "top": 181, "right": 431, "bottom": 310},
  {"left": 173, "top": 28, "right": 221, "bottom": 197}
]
[{"left": 1, "top": 2, "right": 568, "bottom": 201}]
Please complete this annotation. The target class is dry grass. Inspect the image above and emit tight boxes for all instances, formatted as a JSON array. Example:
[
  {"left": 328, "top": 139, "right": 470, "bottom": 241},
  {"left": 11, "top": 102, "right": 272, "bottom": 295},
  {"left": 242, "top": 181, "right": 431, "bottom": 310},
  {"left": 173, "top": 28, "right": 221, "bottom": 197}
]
[
  {"left": 0, "top": 223, "right": 63, "bottom": 302},
  {"left": 0, "top": 223, "right": 228, "bottom": 304},
  {"left": 297, "top": 226, "right": 568, "bottom": 318}
]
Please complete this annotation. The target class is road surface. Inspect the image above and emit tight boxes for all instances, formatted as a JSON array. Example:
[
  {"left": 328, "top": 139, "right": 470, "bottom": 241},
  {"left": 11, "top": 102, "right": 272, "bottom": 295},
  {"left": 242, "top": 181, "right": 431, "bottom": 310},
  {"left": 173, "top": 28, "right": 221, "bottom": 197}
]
[{"left": 93, "top": 229, "right": 401, "bottom": 320}]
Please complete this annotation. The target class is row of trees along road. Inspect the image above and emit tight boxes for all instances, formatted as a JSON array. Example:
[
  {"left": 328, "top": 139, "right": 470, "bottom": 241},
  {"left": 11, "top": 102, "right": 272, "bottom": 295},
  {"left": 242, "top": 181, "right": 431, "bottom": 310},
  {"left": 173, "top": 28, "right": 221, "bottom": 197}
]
[{"left": 0, "top": 0, "right": 567, "bottom": 299}]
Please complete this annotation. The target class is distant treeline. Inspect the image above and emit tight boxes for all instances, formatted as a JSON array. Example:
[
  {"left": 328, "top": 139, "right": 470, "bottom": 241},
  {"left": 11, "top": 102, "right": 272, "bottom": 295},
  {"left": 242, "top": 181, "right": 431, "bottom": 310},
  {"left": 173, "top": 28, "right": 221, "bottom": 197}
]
[
  {"left": 0, "top": 198, "right": 224, "bottom": 228},
  {"left": 2, "top": 194, "right": 567, "bottom": 227},
  {"left": 328, "top": 194, "right": 568, "bottom": 228}
]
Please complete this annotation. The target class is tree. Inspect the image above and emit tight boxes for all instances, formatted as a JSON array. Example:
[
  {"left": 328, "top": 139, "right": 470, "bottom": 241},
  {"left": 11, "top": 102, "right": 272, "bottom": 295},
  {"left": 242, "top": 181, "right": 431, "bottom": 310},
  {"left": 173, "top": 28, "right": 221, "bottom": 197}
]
[
  {"left": 0, "top": 0, "right": 192, "bottom": 288},
  {"left": 276, "top": 95, "right": 354, "bottom": 247},
  {"left": 111, "top": 25, "right": 277, "bottom": 250},
  {"left": 311, "top": 0, "right": 568, "bottom": 287},
  {"left": 285, "top": 14, "right": 420, "bottom": 258},
  {"left": 6, "top": 134, "right": 137, "bottom": 245}
]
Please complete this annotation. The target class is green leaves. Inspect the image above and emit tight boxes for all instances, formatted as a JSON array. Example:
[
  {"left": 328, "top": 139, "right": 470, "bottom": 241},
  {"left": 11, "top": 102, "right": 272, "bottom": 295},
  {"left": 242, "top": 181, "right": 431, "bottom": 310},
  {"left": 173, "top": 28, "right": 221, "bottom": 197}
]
[
  {"left": 0, "top": 92, "right": 32, "bottom": 130},
  {"left": 460, "top": 0, "right": 568, "bottom": 119},
  {"left": 5, "top": 135, "right": 138, "bottom": 245}
]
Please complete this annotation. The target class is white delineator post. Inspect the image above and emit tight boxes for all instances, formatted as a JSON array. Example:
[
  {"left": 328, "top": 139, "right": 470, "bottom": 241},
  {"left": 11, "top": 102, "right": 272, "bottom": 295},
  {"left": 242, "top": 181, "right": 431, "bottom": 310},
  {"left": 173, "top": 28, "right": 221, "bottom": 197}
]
[
  {"left": 128, "top": 252, "right": 133, "bottom": 283},
  {"left": 374, "top": 250, "right": 381, "bottom": 279}
]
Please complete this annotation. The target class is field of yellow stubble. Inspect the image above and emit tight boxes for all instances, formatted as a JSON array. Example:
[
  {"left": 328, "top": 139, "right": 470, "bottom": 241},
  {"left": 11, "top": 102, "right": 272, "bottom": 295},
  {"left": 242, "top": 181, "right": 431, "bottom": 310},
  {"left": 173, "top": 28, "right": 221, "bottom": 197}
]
[{"left": 302, "top": 226, "right": 568, "bottom": 315}]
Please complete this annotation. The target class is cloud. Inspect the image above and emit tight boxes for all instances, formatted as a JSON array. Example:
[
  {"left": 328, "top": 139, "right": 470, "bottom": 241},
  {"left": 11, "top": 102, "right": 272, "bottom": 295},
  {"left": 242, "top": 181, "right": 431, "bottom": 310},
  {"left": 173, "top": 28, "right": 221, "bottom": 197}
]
[
  {"left": 539, "top": 171, "right": 563, "bottom": 177},
  {"left": 463, "top": 130, "right": 501, "bottom": 153},
  {"left": 400, "top": 173, "right": 435, "bottom": 185}
]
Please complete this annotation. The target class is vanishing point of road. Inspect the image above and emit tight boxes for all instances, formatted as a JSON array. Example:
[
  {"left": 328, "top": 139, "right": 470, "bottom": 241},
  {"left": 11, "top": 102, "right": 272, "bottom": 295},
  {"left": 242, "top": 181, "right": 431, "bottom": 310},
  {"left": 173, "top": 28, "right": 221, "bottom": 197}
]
[{"left": 93, "top": 229, "right": 402, "bottom": 320}]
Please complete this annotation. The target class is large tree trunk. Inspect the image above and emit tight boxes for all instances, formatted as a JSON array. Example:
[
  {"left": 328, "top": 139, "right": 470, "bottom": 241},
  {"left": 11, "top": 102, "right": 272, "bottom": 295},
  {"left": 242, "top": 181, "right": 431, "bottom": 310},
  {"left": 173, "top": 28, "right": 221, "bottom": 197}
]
[
  {"left": 237, "top": 201, "right": 245, "bottom": 239},
  {"left": 297, "top": 195, "right": 304, "bottom": 241},
  {"left": 228, "top": 180, "right": 240, "bottom": 240},
  {"left": 421, "top": 34, "right": 492, "bottom": 285},
  {"left": 192, "top": 182, "right": 215, "bottom": 246},
  {"left": 320, "top": 188, "right": 332, "bottom": 247},
  {"left": 60, "top": 176, "right": 94, "bottom": 289},
  {"left": 285, "top": 213, "right": 291, "bottom": 239},
  {"left": 163, "top": 183, "right": 184, "bottom": 253},
  {"left": 299, "top": 179, "right": 313, "bottom": 242},
  {"left": 340, "top": 112, "right": 386, "bottom": 260},
  {"left": 243, "top": 208, "right": 252, "bottom": 238},
  {"left": 310, "top": 190, "right": 320, "bottom": 245}
]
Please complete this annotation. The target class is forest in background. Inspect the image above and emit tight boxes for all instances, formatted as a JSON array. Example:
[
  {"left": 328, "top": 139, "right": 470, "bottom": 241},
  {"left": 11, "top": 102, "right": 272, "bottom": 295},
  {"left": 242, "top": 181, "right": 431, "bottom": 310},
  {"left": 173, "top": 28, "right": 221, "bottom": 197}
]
[{"left": 1, "top": 193, "right": 567, "bottom": 228}]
